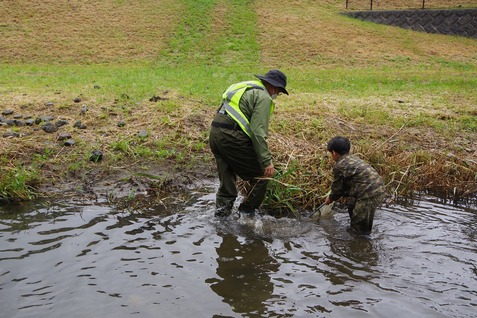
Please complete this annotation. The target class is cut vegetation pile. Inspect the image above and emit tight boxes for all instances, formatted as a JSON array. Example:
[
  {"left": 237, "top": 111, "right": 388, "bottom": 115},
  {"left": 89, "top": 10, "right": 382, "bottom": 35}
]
[{"left": 1, "top": 0, "right": 476, "bottom": 212}]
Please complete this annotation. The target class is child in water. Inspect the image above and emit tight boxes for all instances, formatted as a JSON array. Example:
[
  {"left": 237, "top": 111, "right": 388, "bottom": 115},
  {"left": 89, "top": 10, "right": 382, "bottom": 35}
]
[{"left": 324, "top": 136, "right": 385, "bottom": 234}]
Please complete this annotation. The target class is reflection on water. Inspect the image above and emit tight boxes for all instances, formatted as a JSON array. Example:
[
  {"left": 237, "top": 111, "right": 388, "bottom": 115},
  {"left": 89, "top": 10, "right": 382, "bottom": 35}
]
[
  {"left": 0, "top": 192, "right": 476, "bottom": 318},
  {"left": 208, "top": 233, "right": 278, "bottom": 316}
]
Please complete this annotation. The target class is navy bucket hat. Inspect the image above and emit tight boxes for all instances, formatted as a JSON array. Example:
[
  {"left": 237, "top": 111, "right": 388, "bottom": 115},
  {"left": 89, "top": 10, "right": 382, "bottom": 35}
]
[{"left": 255, "top": 69, "right": 289, "bottom": 95}]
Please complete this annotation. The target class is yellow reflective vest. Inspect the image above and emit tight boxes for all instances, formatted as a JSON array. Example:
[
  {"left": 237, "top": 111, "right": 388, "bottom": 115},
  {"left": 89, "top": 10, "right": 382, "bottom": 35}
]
[{"left": 221, "top": 80, "right": 274, "bottom": 138}]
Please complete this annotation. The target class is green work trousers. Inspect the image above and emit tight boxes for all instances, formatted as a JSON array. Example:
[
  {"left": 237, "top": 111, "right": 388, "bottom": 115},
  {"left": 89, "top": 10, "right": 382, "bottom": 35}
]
[
  {"left": 209, "top": 125, "right": 268, "bottom": 214},
  {"left": 347, "top": 193, "right": 385, "bottom": 234}
]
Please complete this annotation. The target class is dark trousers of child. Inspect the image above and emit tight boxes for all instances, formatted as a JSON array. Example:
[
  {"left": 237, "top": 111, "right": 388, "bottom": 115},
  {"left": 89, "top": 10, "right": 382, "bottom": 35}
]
[{"left": 347, "top": 194, "right": 385, "bottom": 234}]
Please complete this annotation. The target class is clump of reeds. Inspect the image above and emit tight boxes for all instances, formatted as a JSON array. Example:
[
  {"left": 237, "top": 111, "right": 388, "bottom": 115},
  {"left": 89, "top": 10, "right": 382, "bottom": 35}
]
[{"left": 260, "top": 131, "right": 476, "bottom": 214}]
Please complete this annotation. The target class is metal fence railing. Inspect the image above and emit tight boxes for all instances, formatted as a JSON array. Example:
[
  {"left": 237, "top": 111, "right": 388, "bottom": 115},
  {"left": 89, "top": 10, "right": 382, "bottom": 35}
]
[
  {"left": 344, "top": 0, "right": 477, "bottom": 10},
  {"left": 346, "top": 0, "right": 426, "bottom": 10}
]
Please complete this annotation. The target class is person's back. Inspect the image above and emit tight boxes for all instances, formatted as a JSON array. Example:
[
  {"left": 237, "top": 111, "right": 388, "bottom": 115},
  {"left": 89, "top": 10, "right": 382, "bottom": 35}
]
[
  {"left": 325, "top": 136, "right": 385, "bottom": 234},
  {"left": 209, "top": 70, "right": 289, "bottom": 217},
  {"left": 331, "top": 153, "right": 385, "bottom": 201}
]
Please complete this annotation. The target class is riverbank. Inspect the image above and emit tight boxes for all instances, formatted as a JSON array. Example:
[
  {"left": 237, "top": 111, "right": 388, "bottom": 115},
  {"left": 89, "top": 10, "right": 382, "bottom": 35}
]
[
  {"left": 1, "top": 0, "right": 476, "bottom": 210},
  {"left": 1, "top": 86, "right": 476, "bottom": 212}
]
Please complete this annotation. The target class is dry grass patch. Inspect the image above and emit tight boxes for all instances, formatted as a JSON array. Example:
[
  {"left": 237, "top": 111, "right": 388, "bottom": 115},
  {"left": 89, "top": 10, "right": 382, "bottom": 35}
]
[
  {"left": 255, "top": 0, "right": 477, "bottom": 68},
  {"left": 0, "top": 90, "right": 213, "bottom": 182},
  {"left": 0, "top": 0, "right": 182, "bottom": 64}
]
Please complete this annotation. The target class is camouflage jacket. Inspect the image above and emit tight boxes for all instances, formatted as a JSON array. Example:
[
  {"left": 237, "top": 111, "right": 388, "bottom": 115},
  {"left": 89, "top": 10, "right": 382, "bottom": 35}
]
[{"left": 329, "top": 154, "right": 385, "bottom": 202}]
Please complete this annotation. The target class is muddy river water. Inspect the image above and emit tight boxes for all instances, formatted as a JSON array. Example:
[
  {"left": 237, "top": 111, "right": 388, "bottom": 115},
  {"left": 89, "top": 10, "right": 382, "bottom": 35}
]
[{"left": 1, "top": 187, "right": 476, "bottom": 318}]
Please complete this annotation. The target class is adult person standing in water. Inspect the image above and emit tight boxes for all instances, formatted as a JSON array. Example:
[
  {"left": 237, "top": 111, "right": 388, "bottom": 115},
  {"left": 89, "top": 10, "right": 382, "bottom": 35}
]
[
  {"left": 209, "top": 70, "right": 289, "bottom": 217},
  {"left": 324, "top": 136, "right": 385, "bottom": 234}
]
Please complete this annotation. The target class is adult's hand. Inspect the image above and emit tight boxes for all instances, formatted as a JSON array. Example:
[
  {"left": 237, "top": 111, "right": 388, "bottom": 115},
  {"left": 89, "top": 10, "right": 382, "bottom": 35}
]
[{"left": 263, "top": 163, "right": 274, "bottom": 178}]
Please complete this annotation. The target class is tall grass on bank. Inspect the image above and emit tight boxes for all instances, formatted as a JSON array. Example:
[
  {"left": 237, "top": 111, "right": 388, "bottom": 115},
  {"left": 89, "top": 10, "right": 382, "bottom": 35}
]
[
  {"left": 0, "top": 166, "right": 39, "bottom": 201},
  {"left": 264, "top": 135, "right": 477, "bottom": 215}
]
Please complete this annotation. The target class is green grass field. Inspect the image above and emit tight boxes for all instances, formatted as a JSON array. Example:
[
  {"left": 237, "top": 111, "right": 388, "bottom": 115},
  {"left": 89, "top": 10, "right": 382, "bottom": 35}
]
[{"left": 1, "top": 0, "right": 476, "bottom": 208}]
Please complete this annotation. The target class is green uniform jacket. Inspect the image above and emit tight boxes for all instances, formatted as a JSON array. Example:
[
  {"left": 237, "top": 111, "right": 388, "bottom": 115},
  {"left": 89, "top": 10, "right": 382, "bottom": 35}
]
[
  {"left": 240, "top": 88, "right": 273, "bottom": 168},
  {"left": 329, "top": 154, "right": 385, "bottom": 201},
  {"left": 215, "top": 87, "right": 273, "bottom": 168}
]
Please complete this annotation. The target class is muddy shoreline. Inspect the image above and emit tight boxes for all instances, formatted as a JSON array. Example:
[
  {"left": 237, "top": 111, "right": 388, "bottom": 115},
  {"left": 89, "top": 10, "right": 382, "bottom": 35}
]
[
  {"left": 1, "top": 93, "right": 476, "bottom": 208},
  {"left": 33, "top": 158, "right": 218, "bottom": 211}
]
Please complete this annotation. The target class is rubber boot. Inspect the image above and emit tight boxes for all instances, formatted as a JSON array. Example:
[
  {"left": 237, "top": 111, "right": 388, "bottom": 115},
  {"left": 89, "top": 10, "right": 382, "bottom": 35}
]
[
  {"left": 238, "top": 203, "right": 256, "bottom": 217},
  {"left": 215, "top": 202, "right": 233, "bottom": 217}
]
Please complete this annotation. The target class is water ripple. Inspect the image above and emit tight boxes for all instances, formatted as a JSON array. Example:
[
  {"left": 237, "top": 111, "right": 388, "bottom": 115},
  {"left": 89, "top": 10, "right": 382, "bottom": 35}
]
[{"left": 0, "top": 196, "right": 476, "bottom": 317}]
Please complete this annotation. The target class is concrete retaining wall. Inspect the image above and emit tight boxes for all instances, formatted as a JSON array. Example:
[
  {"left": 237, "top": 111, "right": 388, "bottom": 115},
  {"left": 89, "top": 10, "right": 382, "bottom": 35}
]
[{"left": 342, "top": 8, "right": 477, "bottom": 39}]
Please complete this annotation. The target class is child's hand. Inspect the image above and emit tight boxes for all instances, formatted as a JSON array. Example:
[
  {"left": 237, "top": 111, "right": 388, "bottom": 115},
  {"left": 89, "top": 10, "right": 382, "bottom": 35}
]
[{"left": 325, "top": 196, "right": 332, "bottom": 205}]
